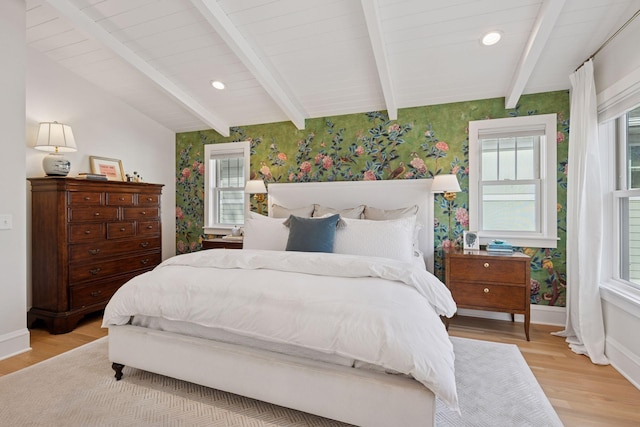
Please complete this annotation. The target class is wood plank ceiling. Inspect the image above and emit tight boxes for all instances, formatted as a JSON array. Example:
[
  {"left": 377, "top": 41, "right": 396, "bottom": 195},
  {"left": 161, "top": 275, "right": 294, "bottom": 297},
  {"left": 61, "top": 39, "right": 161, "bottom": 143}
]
[{"left": 26, "top": 0, "right": 640, "bottom": 135}]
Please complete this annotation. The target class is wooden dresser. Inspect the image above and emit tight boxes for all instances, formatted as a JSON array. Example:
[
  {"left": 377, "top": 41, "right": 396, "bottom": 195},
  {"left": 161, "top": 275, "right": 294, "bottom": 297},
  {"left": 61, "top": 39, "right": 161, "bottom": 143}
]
[
  {"left": 28, "top": 177, "right": 163, "bottom": 334},
  {"left": 445, "top": 250, "right": 531, "bottom": 340}
]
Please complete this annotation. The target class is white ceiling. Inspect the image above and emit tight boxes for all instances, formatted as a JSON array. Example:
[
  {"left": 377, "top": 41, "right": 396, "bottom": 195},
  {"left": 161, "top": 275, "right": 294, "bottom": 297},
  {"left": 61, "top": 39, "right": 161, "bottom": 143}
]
[{"left": 26, "top": 0, "right": 640, "bottom": 135}]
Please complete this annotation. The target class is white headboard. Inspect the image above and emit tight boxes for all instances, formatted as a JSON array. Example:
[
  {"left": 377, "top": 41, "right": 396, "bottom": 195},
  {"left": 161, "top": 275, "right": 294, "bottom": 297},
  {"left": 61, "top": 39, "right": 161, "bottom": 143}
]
[{"left": 267, "top": 180, "right": 434, "bottom": 272}]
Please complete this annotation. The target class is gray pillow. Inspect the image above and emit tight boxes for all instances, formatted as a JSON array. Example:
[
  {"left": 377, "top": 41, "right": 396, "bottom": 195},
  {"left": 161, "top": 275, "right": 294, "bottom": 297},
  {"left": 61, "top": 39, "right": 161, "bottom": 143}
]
[
  {"left": 271, "top": 203, "right": 315, "bottom": 218},
  {"left": 285, "top": 214, "right": 340, "bottom": 253},
  {"left": 363, "top": 205, "right": 419, "bottom": 220},
  {"left": 312, "top": 204, "right": 365, "bottom": 219}
]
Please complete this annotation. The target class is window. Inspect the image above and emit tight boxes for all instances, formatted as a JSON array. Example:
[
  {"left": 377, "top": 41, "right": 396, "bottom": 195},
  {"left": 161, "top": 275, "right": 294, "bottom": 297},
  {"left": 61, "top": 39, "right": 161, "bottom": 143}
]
[
  {"left": 469, "top": 114, "right": 558, "bottom": 248},
  {"left": 204, "top": 141, "right": 250, "bottom": 234},
  {"left": 616, "top": 105, "right": 640, "bottom": 287}
]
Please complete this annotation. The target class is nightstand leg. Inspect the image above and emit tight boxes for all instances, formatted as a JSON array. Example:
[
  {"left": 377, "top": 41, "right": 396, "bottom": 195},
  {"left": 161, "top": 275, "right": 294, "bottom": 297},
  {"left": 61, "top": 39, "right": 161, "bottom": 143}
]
[{"left": 511, "top": 313, "right": 515, "bottom": 322}]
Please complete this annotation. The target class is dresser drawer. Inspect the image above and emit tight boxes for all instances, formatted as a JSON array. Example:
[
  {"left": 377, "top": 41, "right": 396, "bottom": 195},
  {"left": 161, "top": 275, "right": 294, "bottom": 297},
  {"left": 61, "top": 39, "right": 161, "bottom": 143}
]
[
  {"left": 138, "top": 193, "right": 160, "bottom": 205},
  {"left": 448, "top": 256, "right": 526, "bottom": 284},
  {"left": 123, "top": 207, "right": 159, "bottom": 220},
  {"left": 69, "top": 223, "right": 105, "bottom": 242},
  {"left": 138, "top": 220, "right": 160, "bottom": 236},
  {"left": 69, "top": 207, "right": 118, "bottom": 222},
  {"left": 449, "top": 281, "right": 526, "bottom": 311},
  {"left": 69, "top": 191, "right": 103, "bottom": 206},
  {"left": 69, "top": 237, "right": 161, "bottom": 262},
  {"left": 69, "top": 252, "right": 161, "bottom": 283},
  {"left": 106, "top": 192, "right": 135, "bottom": 206},
  {"left": 69, "top": 271, "right": 144, "bottom": 310},
  {"left": 106, "top": 222, "right": 136, "bottom": 239}
]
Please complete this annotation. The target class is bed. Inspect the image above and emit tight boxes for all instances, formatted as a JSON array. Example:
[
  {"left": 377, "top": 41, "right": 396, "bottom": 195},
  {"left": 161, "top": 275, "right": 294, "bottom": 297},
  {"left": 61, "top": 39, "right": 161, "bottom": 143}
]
[{"left": 103, "top": 179, "right": 458, "bottom": 427}]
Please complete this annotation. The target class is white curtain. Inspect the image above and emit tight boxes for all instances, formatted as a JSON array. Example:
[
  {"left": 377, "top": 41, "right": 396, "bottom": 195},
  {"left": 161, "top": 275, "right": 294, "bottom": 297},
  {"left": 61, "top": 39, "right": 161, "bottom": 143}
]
[{"left": 553, "top": 59, "right": 609, "bottom": 365}]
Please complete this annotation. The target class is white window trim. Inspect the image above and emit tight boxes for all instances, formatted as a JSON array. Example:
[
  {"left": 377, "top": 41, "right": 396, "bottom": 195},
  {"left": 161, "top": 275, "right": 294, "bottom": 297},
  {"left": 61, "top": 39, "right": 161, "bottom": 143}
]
[
  {"left": 203, "top": 141, "right": 250, "bottom": 235},
  {"left": 469, "top": 114, "right": 558, "bottom": 248}
]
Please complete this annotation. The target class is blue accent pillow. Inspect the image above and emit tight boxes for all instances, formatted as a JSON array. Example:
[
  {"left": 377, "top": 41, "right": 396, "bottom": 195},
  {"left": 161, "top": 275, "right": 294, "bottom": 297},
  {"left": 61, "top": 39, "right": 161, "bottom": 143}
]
[{"left": 285, "top": 214, "right": 340, "bottom": 253}]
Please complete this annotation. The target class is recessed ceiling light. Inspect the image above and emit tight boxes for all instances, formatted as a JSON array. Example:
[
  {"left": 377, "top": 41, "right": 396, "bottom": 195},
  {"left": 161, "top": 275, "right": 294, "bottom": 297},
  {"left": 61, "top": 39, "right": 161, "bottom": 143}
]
[
  {"left": 210, "top": 80, "right": 225, "bottom": 90},
  {"left": 482, "top": 31, "right": 502, "bottom": 46}
]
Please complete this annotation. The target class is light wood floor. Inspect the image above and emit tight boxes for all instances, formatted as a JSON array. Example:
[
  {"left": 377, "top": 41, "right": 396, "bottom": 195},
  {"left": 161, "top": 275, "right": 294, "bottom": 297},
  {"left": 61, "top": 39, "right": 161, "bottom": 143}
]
[{"left": 1, "top": 314, "right": 639, "bottom": 426}]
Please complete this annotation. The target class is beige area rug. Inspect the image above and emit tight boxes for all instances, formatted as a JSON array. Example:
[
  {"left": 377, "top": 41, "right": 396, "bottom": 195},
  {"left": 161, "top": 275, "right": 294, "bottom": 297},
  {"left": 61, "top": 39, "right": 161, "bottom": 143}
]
[{"left": 0, "top": 336, "right": 562, "bottom": 426}]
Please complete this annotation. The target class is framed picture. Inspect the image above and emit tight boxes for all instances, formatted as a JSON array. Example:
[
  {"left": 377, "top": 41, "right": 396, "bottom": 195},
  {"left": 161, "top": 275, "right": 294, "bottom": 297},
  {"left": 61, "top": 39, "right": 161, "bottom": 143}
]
[
  {"left": 90, "top": 156, "right": 125, "bottom": 181},
  {"left": 463, "top": 230, "right": 480, "bottom": 251}
]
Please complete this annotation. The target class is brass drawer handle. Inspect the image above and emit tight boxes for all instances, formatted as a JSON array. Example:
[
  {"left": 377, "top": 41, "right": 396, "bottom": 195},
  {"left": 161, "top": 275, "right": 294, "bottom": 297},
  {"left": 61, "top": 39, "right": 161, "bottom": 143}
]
[
  {"left": 89, "top": 268, "right": 102, "bottom": 275},
  {"left": 90, "top": 290, "right": 102, "bottom": 297},
  {"left": 147, "top": 197, "right": 153, "bottom": 201},
  {"left": 84, "top": 196, "right": 91, "bottom": 201},
  {"left": 84, "top": 230, "right": 92, "bottom": 235},
  {"left": 119, "top": 197, "right": 125, "bottom": 201},
  {"left": 484, "top": 288, "right": 490, "bottom": 293},
  {"left": 141, "top": 258, "right": 150, "bottom": 265},
  {"left": 146, "top": 225, "right": 153, "bottom": 229},
  {"left": 141, "top": 211, "right": 147, "bottom": 215},
  {"left": 140, "top": 242, "right": 149, "bottom": 248},
  {"left": 120, "top": 227, "right": 126, "bottom": 232},
  {"left": 88, "top": 249, "right": 100, "bottom": 255},
  {"left": 484, "top": 262, "right": 490, "bottom": 268},
  {"left": 94, "top": 212, "right": 100, "bottom": 216}
]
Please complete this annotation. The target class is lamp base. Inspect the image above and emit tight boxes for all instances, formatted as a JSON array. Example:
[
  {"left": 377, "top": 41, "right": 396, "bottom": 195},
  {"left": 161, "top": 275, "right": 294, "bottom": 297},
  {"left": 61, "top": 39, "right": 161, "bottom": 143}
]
[{"left": 42, "top": 153, "right": 71, "bottom": 176}]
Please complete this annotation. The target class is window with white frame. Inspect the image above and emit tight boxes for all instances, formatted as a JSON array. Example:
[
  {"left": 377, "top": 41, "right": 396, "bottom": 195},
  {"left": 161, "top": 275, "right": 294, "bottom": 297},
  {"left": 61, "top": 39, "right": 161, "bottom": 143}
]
[
  {"left": 468, "top": 114, "right": 558, "bottom": 248},
  {"left": 204, "top": 141, "right": 250, "bottom": 234},
  {"left": 616, "top": 105, "right": 640, "bottom": 288}
]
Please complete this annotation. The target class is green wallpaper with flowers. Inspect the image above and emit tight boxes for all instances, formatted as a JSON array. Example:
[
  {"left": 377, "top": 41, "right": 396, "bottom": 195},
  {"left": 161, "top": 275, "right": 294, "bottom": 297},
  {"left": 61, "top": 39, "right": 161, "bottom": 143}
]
[{"left": 176, "top": 90, "right": 569, "bottom": 307}]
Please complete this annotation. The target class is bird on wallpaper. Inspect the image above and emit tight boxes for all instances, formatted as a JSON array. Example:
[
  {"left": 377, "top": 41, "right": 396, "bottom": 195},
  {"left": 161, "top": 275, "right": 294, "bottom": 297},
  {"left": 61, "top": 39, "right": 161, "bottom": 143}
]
[{"left": 388, "top": 162, "right": 405, "bottom": 179}]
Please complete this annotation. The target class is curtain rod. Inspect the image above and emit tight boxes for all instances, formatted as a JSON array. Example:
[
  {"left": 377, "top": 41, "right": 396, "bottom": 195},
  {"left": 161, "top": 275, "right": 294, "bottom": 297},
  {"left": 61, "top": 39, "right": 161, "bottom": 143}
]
[{"left": 575, "top": 8, "right": 640, "bottom": 72}]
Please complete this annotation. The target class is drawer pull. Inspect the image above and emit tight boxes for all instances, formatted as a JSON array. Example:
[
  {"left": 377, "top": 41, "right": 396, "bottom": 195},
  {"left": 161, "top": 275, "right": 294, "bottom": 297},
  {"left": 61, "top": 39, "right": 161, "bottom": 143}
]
[
  {"left": 120, "top": 227, "right": 126, "bottom": 232},
  {"left": 484, "top": 288, "right": 490, "bottom": 293},
  {"left": 89, "top": 268, "right": 102, "bottom": 276},
  {"left": 88, "top": 249, "right": 100, "bottom": 255},
  {"left": 94, "top": 212, "right": 100, "bottom": 216},
  {"left": 84, "top": 196, "right": 91, "bottom": 201},
  {"left": 147, "top": 197, "right": 153, "bottom": 201},
  {"left": 84, "top": 230, "right": 92, "bottom": 235},
  {"left": 141, "top": 258, "right": 150, "bottom": 265},
  {"left": 484, "top": 262, "right": 490, "bottom": 268},
  {"left": 140, "top": 242, "right": 149, "bottom": 248},
  {"left": 119, "top": 197, "right": 125, "bottom": 201},
  {"left": 90, "top": 290, "right": 102, "bottom": 297},
  {"left": 141, "top": 211, "right": 147, "bottom": 215},
  {"left": 146, "top": 225, "right": 153, "bottom": 229}
]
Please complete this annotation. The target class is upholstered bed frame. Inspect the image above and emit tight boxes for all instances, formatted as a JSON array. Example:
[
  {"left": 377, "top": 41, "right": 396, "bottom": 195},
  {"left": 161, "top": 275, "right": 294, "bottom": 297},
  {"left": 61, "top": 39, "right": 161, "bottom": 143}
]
[{"left": 109, "top": 179, "right": 437, "bottom": 427}]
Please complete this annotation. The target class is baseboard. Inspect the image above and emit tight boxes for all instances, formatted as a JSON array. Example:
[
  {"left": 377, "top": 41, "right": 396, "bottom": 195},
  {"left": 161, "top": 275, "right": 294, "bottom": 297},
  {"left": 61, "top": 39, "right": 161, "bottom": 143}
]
[
  {"left": 606, "top": 336, "right": 640, "bottom": 391},
  {"left": 0, "top": 328, "right": 30, "bottom": 361},
  {"left": 457, "top": 305, "right": 566, "bottom": 326}
]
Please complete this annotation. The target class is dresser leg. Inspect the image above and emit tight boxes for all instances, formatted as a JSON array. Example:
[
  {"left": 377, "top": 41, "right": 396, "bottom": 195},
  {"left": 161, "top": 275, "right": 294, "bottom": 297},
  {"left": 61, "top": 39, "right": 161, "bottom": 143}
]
[{"left": 524, "top": 315, "right": 531, "bottom": 341}]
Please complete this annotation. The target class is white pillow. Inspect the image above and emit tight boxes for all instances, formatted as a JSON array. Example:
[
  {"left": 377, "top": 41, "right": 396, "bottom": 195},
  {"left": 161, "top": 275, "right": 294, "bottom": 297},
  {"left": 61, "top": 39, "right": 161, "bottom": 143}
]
[
  {"left": 312, "top": 204, "right": 365, "bottom": 219},
  {"left": 363, "top": 204, "right": 418, "bottom": 220},
  {"left": 242, "top": 212, "right": 289, "bottom": 250},
  {"left": 271, "top": 204, "right": 314, "bottom": 218},
  {"left": 334, "top": 216, "right": 416, "bottom": 262}
]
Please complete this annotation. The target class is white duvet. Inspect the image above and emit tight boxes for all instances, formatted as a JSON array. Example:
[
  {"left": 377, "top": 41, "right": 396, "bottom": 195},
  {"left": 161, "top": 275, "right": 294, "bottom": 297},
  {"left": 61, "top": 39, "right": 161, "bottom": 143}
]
[{"left": 103, "top": 249, "right": 459, "bottom": 409}]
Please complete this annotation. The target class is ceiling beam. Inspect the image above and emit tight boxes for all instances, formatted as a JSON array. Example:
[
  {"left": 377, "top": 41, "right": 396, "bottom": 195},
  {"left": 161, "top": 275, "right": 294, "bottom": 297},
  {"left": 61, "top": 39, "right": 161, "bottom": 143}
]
[
  {"left": 505, "top": 0, "right": 566, "bottom": 109},
  {"left": 190, "top": 0, "right": 306, "bottom": 130},
  {"left": 361, "top": 0, "right": 398, "bottom": 120},
  {"left": 46, "top": 0, "right": 231, "bottom": 136}
]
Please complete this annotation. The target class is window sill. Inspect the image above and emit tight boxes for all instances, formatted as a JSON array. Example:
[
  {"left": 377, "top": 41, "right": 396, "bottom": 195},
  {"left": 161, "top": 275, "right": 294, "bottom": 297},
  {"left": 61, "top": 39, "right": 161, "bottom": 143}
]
[
  {"left": 478, "top": 233, "right": 559, "bottom": 249},
  {"left": 204, "top": 226, "right": 241, "bottom": 236},
  {"left": 600, "top": 280, "right": 640, "bottom": 315}
]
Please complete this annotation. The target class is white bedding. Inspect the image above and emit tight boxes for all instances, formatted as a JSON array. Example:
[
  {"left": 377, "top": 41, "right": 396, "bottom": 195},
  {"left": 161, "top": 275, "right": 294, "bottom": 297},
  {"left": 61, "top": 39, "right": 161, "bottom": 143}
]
[{"left": 103, "top": 249, "right": 459, "bottom": 409}]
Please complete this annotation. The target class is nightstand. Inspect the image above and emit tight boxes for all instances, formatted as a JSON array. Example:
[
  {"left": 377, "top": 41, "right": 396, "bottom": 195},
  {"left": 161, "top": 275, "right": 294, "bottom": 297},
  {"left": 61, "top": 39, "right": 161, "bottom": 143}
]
[
  {"left": 445, "top": 250, "right": 531, "bottom": 340},
  {"left": 202, "top": 238, "right": 243, "bottom": 250}
]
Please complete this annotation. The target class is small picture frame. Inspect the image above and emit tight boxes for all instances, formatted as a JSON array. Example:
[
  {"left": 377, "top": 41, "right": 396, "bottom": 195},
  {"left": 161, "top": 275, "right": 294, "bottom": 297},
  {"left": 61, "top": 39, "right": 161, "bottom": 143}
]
[
  {"left": 463, "top": 230, "right": 480, "bottom": 251},
  {"left": 90, "top": 156, "right": 125, "bottom": 181}
]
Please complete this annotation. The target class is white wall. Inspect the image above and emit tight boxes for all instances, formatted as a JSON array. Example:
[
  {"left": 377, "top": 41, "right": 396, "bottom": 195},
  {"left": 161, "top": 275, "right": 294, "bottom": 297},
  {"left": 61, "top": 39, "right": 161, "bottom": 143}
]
[
  {"left": 0, "top": 0, "right": 29, "bottom": 361},
  {"left": 25, "top": 48, "right": 177, "bottom": 309}
]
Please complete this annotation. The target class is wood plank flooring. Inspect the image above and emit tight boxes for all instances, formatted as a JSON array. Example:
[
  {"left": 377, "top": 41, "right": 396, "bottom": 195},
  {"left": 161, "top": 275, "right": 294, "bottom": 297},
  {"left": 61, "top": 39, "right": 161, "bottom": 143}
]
[{"left": 1, "top": 313, "right": 638, "bottom": 426}]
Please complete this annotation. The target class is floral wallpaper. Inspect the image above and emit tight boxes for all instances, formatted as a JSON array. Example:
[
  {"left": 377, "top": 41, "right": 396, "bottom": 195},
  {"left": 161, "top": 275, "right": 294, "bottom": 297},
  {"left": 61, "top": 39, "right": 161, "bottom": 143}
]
[{"left": 176, "top": 90, "right": 569, "bottom": 307}]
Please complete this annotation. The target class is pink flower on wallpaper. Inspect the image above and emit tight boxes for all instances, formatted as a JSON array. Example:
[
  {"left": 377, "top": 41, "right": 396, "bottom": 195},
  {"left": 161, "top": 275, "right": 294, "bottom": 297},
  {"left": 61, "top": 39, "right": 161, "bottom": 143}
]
[
  {"left": 300, "top": 161, "right": 312, "bottom": 174},
  {"left": 288, "top": 173, "right": 295, "bottom": 181},
  {"left": 297, "top": 172, "right": 304, "bottom": 179},
  {"left": 355, "top": 146, "right": 365, "bottom": 155},
  {"left": 314, "top": 154, "right": 323, "bottom": 165},
  {"left": 363, "top": 170, "right": 376, "bottom": 181},
  {"left": 409, "top": 157, "right": 427, "bottom": 173},
  {"left": 177, "top": 240, "right": 186, "bottom": 252},
  {"left": 181, "top": 168, "right": 191, "bottom": 178},
  {"left": 455, "top": 207, "right": 469, "bottom": 227},
  {"left": 197, "top": 163, "right": 204, "bottom": 175},
  {"left": 176, "top": 206, "right": 184, "bottom": 220},
  {"left": 388, "top": 123, "right": 401, "bottom": 133},
  {"left": 404, "top": 172, "right": 414, "bottom": 178},
  {"left": 557, "top": 131, "right": 565, "bottom": 143},
  {"left": 435, "top": 141, "right": 449, "bottom": 152},
  {"left": 260, "top": 165, "right": 272, "bottom": 180},
  {"left": 277, "top": 152, "right": 287, "bottom": 161},
  {"left": 452, "top": 165, "right": 460, "bottom": 174},
  {"left": 322, "top": 156, "right": 333, "bottom": 169},
  {"left": 442, "top": 239, "right": 454, "bottom": 250}
]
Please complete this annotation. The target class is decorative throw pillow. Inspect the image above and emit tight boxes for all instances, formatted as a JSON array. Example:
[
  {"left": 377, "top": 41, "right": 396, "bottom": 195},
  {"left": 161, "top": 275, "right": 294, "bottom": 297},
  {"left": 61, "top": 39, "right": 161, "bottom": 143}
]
[
  {"left": 284, "top": 214, "right": 341, "bottom": 253},
  {"left": 243, "top": 212, "right": 289, "bottom": 251},
  {"left": 271, "top": 203, "right": 315, "bottom": 218},
  {"left": 333, "top": 215, "right": 416, "bottom": 262},
  {"left": 312, "top": 204, "right": 365, "bottom": 219},
  {"left": 362, "top": 204, "right": 419, "bottom": 220}
]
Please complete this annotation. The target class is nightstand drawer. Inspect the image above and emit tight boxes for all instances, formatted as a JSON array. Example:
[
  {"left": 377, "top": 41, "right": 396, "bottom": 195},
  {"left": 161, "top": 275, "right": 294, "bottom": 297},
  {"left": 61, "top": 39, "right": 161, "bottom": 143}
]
[
  {"left": 448, "top": 256, "right": 526, "bottom": 284},
  {"left": 449, "top": 282, "right": 526, "bottom": 311}
]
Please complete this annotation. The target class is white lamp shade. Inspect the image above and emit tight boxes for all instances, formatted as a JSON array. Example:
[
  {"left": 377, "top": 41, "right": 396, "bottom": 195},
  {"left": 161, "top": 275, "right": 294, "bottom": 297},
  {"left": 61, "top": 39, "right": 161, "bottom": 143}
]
[
  {"left": 245, "top": 179, "right": 267, "bottom": 194},
  {"left": 34, "top": 122, "right": 77, "bottom": 153},
  {"left": 431, "top": 174, "right": 461, "bottom": 193}
]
